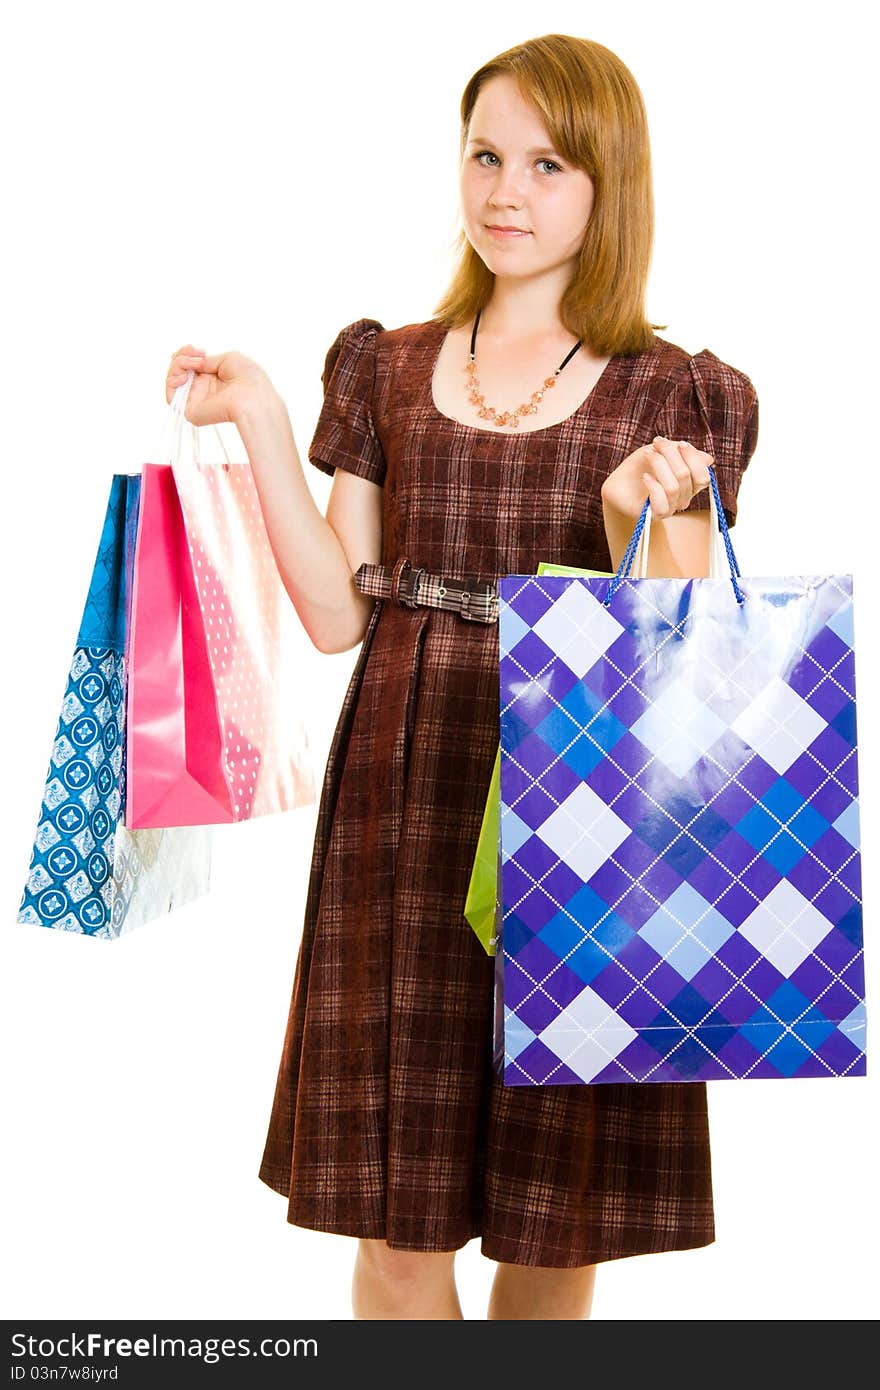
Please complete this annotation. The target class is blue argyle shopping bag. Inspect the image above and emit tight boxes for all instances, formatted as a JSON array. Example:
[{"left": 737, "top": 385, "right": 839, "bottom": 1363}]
[
  {"left": 16, "top": 474, "right": 211, "bottom": 940},
  {"left": 494, "top": 469, "right": 866, "bottom": 1085}
]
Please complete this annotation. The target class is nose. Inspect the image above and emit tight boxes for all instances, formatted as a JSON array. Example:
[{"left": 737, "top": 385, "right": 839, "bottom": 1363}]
[
  {"left": 477, "top": 157, "right": 531, "bottom": 205},
  {"left": 489, "top": 168, "right": 527, "bottom": 203}
]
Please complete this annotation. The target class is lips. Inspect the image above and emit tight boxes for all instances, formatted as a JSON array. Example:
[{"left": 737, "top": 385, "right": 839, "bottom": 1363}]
[{"left": 487, "top": 224, "right": 529, "bottom": 232}]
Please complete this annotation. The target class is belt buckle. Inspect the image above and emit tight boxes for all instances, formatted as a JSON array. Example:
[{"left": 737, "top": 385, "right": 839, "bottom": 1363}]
[
  {"left": 396, "top": 563, "right": 425, "bottom": 609},
  {"left": 457, "top": 576, "right": 498, "bottom": 624}
]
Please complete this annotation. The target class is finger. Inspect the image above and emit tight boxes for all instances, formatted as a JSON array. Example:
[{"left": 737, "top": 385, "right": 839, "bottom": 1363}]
[
  {"left": 642, "top": 470, "right": 671, "bottom": 518},
  {"left": 165, "top": 366, "right": 198, "bottom": 403},
  {"left": 645, "top": 442, "right": 686, "bottom": 508},
  {"left": 674, "top": 438, "right": 714, "bottom": 465},
  {"left": 169, "top": 351, "right": 206, "bottom": 375},
  {"left": 677, "top": 439, "right": 713, "bottom": 488},
  {"left": 651, "top": 437, "right": 705, "bottom": 509},
  {"left": 652, "top": 435, "right": 691, "bottom": 481},
  {"left": 166, "top": 371, "right": 191, "bottom": 401}
]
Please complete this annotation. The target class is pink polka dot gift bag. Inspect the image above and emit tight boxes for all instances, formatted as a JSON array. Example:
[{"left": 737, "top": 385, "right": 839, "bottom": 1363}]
[{"left": 125, "top": 371, "right": 317, "bottom": 829}]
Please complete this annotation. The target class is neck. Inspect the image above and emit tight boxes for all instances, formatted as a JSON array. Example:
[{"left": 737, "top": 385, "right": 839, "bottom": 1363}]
[{"left": 478, "top": 268, "right": 574, "bottom": 339}]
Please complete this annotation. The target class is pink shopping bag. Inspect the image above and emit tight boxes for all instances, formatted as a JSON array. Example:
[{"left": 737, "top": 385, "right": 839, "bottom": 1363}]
[{"left": 126, "top": 372, "right": 317, "bottom": 828}]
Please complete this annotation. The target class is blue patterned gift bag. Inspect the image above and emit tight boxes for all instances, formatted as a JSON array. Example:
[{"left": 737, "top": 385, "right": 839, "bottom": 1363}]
[
  {"left": 494, "top": 469, "right": 866, "bottom": 1085},
  {"left": 16, "top": 474, "right": 211, "bottom": 940}
]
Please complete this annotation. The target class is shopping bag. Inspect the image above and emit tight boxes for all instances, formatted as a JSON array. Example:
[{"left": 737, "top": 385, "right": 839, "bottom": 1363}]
[
  {"left": 126, "top": 371, "right": 317, "bottom": 828},
  {"left": 464, "top": 746, "right": 501, "bottom": 954},
  {"left": 17, "top": 474, "right": 212, "bottom": 940},
  {"left": 494, "top": 469, "right": 866, "bottom": 1085},
  {"left": 465, "top": 562, "right": 612, "bottom": 955}
]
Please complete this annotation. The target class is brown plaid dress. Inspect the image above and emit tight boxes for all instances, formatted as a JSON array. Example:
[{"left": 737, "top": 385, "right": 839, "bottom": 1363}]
[{"left": 258, "top": 315, "right": 760, "bottom": 1268}]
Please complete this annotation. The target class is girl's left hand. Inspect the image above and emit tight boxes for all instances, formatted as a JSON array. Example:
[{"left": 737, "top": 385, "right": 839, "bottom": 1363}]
[
  {"left": 640, "top": 436, "right": 714, "bottom": 519},
  {"left": 601, "top": 435, "right": 713, "bottom": 522}
]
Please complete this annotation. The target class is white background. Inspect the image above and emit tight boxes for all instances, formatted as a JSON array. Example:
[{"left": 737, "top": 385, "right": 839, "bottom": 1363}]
[{"left": 1, "top": 0, "right": 876, "bottom": 1321}]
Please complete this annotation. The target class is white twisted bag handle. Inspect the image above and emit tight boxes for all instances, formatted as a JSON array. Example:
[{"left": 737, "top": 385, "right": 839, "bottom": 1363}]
[
  {"left": 632, "top": 468, "right": 727, "bottom": 578},
  {"left": 161, "top": 367, "right": 233, "bottom": 471}
]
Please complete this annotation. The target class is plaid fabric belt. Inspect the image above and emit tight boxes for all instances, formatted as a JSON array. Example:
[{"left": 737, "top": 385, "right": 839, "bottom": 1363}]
[{"left": 353, "top": 556, "right": 500, "bottom": 624}]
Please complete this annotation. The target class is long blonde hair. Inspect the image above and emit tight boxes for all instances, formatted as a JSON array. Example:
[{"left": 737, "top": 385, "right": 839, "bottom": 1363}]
[{"left": 433, "top": 33, "right": 667, "bottom": 355}]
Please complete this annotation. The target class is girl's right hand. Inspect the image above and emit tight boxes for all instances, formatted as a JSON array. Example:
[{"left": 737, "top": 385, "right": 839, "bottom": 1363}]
[{"left": 165, "top": 344, "right": 276, "bottom": 426}]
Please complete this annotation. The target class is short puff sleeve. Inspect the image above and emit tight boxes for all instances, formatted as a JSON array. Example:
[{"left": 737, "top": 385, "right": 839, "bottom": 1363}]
[
  {"left": 652, "top": 349, "right": 759, "bottom": 529},
  {"left": 308, "top": 318, "right": 387, "bottom": 486}
]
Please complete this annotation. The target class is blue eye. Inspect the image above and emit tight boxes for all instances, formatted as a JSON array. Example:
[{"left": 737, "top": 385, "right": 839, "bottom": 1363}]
[{"left": 472, "top": 150, "right": 562, "bottom": 175}]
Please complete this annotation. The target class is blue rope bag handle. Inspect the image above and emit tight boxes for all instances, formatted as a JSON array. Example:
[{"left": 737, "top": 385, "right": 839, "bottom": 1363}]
[{"left": 604, "top": 466, "right": 745, "bottom": 606}]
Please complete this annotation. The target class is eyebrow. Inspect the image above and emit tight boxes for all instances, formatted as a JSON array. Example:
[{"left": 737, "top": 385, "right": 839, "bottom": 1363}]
[{"left": 467, "top": 136, "right": 562, "bottom": 157}]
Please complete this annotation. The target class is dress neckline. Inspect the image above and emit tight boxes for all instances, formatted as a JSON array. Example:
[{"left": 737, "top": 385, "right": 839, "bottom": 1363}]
[{"left": 424, "top": 317, "right": 621, "bottom": 439}]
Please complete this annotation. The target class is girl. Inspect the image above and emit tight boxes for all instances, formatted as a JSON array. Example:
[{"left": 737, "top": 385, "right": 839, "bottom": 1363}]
[{"left": 165, "top": 33, "right": 759, "bottom": 1320}]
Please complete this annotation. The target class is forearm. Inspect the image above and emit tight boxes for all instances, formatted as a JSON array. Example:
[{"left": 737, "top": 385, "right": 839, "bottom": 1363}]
[
  {"left": 601, "top": 487, "right": 639, "bottom": 572},
  {"left": 236, "top": 390, "right": 370, "bottom": 653},
  {"left": 601, "top": 486, "right": 704, "bottom": 578}
]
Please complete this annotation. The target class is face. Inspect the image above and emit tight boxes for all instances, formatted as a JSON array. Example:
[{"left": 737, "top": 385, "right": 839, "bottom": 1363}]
[{"left": 460, "top": 74, "right": 596, "bottom": 283}]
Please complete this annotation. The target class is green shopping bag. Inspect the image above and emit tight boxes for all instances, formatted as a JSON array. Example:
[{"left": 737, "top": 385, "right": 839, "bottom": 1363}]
[
  {"left": 464, "top": 561, "right": 614, "bottom": 954},
  {"left": 464, "top": 744, "right": 502, "bottom": 954}
]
